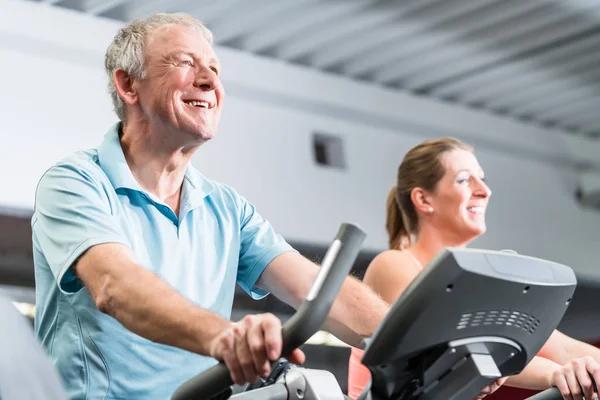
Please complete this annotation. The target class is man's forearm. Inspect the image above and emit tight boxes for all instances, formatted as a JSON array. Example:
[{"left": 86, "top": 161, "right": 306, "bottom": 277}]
[
  {"left": 324, "top": 276, "right": 390, "bottom": 346},
  {"left": 96, "top": 261, "right": 230, "bottom": 356},
  {"left": 257, "top": 252, "right": 390, "bottom": 348},
  {"left": 506, "top": 356, "right": 559, "bottom": 390}
]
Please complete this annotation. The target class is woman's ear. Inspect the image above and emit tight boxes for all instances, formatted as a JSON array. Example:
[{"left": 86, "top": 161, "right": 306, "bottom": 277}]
[
  {"left": 411, "top": 187, "right": 434, "bottom": 214},
  {"left": 113, "top": 68, "right": 138, "bottom": 107}
]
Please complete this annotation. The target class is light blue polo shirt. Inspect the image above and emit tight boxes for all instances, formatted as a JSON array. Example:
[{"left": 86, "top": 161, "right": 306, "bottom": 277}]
[{"left": 31, "top": 122, "right": 295, "bottom": 400}]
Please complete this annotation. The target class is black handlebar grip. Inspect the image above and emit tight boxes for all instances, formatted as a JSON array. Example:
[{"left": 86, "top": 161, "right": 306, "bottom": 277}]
[
  {"left": 171, "top": 362, "right": 233, "bottom": 400},
  {"left": 526, "top": 374, "right": 598, "bottom": 400},
  {"left": 281, "top": 222, "right": 366, "bottom": 355},
  {"left": 171, "top": 223, "right": 367, "bottom": 400}
]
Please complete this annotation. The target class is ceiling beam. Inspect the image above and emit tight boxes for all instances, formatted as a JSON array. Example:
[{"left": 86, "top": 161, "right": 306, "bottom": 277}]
[
  {"left": 433, "top": 30, "right": 600, "bottom": 98},
  {"left": 87, "top": 0, "right": 129, "bottom": 15},
  {"left": 392, "top": 3, "right": 600, "bottom": 91},
  {"left": 537, "top": 95, "right": 600, "bottom": 123},
  {"left": 274, "top": 0, "right": 377, "bottom": 61},
  {"left": 241, "top": 0, "right": 367, "bottom": 53},
  {"left": 370, "top": 0, "right": 551, "bottom": 85},
  {"left": 471, "top": 51, "right": 600, "bottom": 105},
  {"left": 75, "top": 0, "right": 107, "bottom": 12},
  {"left": 450, "top": 37, "right": 600, "bottom": 105},
  {"left": 552, "top": 102, "right": 600, "bottom": 129},
  {"left": 117, "top": 0, "right": 166, "bottom": 20},
  {"left": 486, "top": 64, "right": 600, "bottom": 114},
  {"left": 341, "top": 0, "right": 497, "bottom": 77},
  {"left": 308, "top": 1, "right": 437, "bottom": 69},
  {"left": 123, "top": 0, "right": 245, "bottom": 23},
  {"left": 560, "top": 0, "right": 600, "bottom": 19},
  {"left": 210, "top": 0, "right": 313, "bottom": 44}
]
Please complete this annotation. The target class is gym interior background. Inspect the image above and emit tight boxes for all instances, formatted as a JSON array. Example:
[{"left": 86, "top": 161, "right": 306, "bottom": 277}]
[{"left": 1, "top": 0, "right": 599, "bottom": 398}]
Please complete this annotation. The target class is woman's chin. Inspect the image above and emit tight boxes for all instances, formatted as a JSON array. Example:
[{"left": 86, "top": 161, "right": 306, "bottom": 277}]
[
  {"left": 463, "top": 222, "right": 486, "bottom": 240},
  {"left": 473, "top": 224, "right": 487, "bottom": 237}
]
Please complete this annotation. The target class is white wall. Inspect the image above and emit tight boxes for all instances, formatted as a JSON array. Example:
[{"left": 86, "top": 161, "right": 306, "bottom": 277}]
[{"left": 1, "top": 0, "right": 600, "bottom": 283}]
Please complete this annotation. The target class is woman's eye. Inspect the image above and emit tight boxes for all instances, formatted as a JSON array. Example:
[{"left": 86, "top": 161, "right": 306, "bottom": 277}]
[{"left": 182, "top": 60, "right": 193, "bottom": 66}]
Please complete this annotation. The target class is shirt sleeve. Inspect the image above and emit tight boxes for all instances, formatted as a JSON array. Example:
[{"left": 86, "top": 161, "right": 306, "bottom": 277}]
[
  {"left": 235, "top": 195, "right": 296, "bottom": 300},
  {"left": 32, "top": 162, "right": 131, "bottom": 294}
]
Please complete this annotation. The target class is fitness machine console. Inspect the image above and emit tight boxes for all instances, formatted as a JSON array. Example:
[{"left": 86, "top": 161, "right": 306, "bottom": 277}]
[{"left": 358, "top": 248, "right": 577, "bottom": 400}]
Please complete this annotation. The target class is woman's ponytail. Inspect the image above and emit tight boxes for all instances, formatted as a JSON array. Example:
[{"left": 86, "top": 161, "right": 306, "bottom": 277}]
[{"left": 385, "top": 186, "right": 412, "bottom": 250}]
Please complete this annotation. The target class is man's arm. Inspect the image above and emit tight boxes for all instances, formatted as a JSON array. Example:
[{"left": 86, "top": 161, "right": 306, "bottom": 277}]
[
  {"left": 34, "top": 165, "right": 293, "bottom": 386},
  {"left": 256, "top": 251, "right": 390, "bottom": 348},
  {"left": 34, "top": 164, "right": 232, "bottom": 356},
  {"left": 74, "top": 242, "right": 297, "bottom": 385},
  {"left": 73, "top": 242, "right": 230, "bottom": 356}
]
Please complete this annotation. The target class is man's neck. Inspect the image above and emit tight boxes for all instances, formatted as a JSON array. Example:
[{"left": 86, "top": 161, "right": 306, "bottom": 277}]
[{"left": 119, "top": 122, "right": 196, "bottom": 203}]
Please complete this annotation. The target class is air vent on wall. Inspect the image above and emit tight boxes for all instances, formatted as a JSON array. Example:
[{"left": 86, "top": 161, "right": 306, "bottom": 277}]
[
  {"left": 575, "top": 170, "right": 600, "bottom": 211},
  {"left": 312, "top": 132, "right": 346, "bottom": 170}
]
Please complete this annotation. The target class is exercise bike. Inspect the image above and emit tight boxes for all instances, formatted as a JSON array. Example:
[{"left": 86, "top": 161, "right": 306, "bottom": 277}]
[{"left": 172, "top": 223, "right": 580, "bottom": 400}]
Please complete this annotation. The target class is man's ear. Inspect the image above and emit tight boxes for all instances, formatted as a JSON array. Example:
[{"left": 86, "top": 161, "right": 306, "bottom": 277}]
[
  {"left": 113, "top": 68, "right": 138, "bottom": 107},
  {"left": 411, "top": 187, "right": 434, "bottom": 214}
]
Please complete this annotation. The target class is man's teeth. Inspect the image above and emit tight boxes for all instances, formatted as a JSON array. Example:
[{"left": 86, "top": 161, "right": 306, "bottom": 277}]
[
  {"left": 186, "top": 101, "right": 209, "bottom": 108},
  {"left": 468, "top": 206, "right": 485, "bottom": 214}
]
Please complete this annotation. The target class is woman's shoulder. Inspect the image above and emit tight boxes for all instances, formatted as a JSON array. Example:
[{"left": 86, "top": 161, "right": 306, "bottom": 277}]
[
  {"left": 363, "top": 249, "right": 423, "bottom": 302},
  {"left": 369, "top": 249, "right": 420, "bottom": 272}
]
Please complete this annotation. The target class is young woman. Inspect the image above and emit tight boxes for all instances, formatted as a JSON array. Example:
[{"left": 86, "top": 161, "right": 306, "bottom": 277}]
[{"left": 348, "top": 137, "right": 600, "bottom": 400}]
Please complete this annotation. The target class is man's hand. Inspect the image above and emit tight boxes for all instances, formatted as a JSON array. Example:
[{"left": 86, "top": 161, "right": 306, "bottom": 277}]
[
  {"left": 548, "top": 356, "right": 600, "bottom": 400},
  {"left": 209, "top": 313, "right": 306, "bottom": 386},
  {"left": 474, "top": 377, "right": 508, "bottom": 399}
]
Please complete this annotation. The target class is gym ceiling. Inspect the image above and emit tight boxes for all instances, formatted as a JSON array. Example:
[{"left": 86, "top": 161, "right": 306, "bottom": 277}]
[{"left": 29, "top": 0, "right": 600, "bottom": 138}]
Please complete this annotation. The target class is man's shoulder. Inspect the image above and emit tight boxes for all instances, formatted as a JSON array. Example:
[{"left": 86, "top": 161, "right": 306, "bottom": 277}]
[
  {"left": 40, "top": 148, "right": 104, "bottom": 183},
  {"left": 55, "top": 148, "right": 100, "bottom": 169},
  {"left": 210, "top": 180, "right": 241, "bottom": 200},
  {"left": 34, "top": 148, "right": 112, "bottom": 210}
]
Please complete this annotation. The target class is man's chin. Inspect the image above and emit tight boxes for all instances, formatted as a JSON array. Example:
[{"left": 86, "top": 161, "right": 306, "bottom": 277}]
[{"left": 187, "top": 126, "right": 216, "bottom": 142}]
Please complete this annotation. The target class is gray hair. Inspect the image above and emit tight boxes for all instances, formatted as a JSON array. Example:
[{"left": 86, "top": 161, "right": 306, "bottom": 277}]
[{"left": 104, "top": 13, "right": 214, "bottom": 121}]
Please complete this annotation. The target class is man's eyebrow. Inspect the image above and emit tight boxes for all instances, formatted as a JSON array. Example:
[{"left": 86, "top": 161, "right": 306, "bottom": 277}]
[{"left": 171, "top": 51, "right": 220, "bottom": 66}]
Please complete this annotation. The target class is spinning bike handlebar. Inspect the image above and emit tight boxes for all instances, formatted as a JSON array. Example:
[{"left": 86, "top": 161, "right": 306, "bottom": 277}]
[{"left": 171, "top": 222, "right": 367, "bottom": 400}]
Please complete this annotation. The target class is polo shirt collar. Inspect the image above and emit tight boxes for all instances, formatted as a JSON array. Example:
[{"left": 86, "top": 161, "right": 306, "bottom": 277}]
[
  {"left": 97, "top": 122, "right": 215, "bottom": 203},
  {"left": 182, "top": 166, "right": 215, "bottom": 201},
  {"left": 97, "top": 122, "right": 141, "bottom": 192}
]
